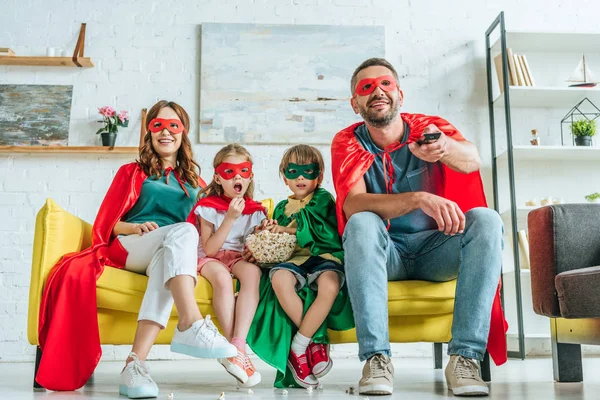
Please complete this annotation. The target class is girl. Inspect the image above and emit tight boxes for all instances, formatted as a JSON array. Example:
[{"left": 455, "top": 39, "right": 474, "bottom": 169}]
[{"left": 189, "top": 144, "right": 266, "bottom": 388}]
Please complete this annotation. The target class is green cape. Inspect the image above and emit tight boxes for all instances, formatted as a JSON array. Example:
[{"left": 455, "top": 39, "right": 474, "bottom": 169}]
[{"left": 246, "top": 188, "right": 354, "bottom": 388}]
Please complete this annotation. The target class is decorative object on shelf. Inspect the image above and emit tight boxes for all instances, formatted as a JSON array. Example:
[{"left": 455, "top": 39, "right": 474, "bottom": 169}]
[
  {"left": 585, "top": 193, "right": 600, "bottom": 203},
  {"left": 0, "top": 47, "right": 15, "bottom": 56},
  {"left": 530, "top": 129, "right": 540, "bottom": 146},
  {"left": 567, "top": 55, "right": 598, "bottom": 87},
  {"left": 518, "top": 230, "right": 530, "bottom": 269},
  {"left": 560, "top": 97, "right": 600, "bottom": 145},
  {"left": 570, "top": 119, "right": 596, "bottom": 146},
  {"left": 0, "top": 84, "right": 73, "bottom": 146},
  {"left": 96, "top": 106, "right": 129, "bottom": 147},
  {"left": 0, "top": 23, "right": 92, "bottom": 67},
  {"left": 525, "top": 198, "right": 538, "bottom": 207}
]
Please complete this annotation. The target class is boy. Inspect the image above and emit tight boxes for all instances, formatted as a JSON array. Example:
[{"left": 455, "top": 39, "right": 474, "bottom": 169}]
[{"left": 268, "top": 144, "right": 346, "bottom": 388}]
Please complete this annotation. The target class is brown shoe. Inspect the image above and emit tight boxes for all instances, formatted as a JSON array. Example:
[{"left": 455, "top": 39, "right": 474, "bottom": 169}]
[
  {"left": 358, "top": 354, "right": 394, "bottom": 395},
  {"left": 445, "top": 355, "right": 489, "bottom": 396}
]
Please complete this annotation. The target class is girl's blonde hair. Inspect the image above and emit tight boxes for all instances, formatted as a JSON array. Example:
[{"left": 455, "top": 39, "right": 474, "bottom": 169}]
[
  {"left": 199, "top": 144, "right": 255, "bottom": 199},
  {"left": 279, "top": 144, "right": 325, "bottom": 184}
]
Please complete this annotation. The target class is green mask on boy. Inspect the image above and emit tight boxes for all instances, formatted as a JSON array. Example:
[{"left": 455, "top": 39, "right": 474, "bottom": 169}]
[{"left": 283, "top": 162, "right": 320, "bottom": 180}]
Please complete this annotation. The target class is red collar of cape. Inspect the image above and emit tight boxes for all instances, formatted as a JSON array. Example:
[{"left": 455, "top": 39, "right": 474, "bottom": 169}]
[
  {"left": 331, "top": 113, "right": 508, "bottom": 366},
  {"left": 186, "top": 195, "right": 266, "bottom": 224},
  {"left": 36, "top": 163, "right": 206, "bottom": 391}
]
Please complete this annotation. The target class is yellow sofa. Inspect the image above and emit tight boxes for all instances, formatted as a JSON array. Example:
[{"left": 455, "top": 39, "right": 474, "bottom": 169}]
[{"left": 28, "top": 199, "right": 484, "bottom": 387}]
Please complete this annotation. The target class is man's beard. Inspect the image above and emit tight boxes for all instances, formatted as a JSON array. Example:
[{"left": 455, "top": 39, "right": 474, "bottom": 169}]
[{"left": 357, "top": 97, "right": 400, "bottom": 128}]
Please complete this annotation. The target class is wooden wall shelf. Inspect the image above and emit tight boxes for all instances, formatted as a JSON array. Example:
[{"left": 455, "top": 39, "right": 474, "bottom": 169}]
[
  {"left": 0, "top": 56, "right": 93, "bottom": 67},
  {"left": 0, "top": 23, "right": 93, "bottom": 68},
  {"left": 0, "top": 146, "right": 139, "bottom": 154}
]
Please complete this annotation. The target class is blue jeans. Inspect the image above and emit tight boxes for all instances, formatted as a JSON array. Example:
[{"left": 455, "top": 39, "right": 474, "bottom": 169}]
[{"left": 342, "top": 208, "right": 503, "bottom": 362}]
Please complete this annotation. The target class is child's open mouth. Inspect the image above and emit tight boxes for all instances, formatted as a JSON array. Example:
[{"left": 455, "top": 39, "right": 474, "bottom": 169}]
[
  {"left": 234, "top": 183, "right": 243, "bottom": 193},
  {"left": 296, "top": 184, "right": 306, "bottom": 189}
]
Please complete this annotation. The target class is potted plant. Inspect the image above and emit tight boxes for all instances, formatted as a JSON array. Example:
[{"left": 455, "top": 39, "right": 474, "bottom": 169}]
[
  {"left": 570, "top": 119, "right": 596, "bottom": 146},
  {"left": 96, "top": 106, "right": 129, "bottom": 147},
  {"left": 585, "top": 193, "right": 600, "bottom": 203}
]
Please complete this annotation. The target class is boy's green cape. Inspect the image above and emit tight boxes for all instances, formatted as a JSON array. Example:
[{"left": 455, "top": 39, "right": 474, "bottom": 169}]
[{"left": 245, "top": 188, "right": 354, "bottom": 388}]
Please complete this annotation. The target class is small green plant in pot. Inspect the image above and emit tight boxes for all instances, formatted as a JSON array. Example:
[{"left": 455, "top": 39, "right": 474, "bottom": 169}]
[
  {"left": 585, "top": 192, "right": 600, "bottom": 203},
  {"left": 570, "top": 119, "right": 596, "bottom": 146}
]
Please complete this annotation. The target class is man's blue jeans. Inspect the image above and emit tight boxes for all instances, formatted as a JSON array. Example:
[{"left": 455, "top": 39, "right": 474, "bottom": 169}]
[{"left": 342, "top": 208, "right": 503, "bottom": 362}]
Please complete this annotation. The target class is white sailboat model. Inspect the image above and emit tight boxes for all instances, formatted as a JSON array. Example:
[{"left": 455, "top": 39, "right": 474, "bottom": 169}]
[{"left": 567, "top": 55, "right": 598, "bottom": 87}]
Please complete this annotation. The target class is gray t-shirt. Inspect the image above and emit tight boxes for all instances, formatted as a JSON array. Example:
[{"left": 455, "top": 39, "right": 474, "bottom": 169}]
[{"left": 354, "top": 123, "right": 444, "bottom": 240}]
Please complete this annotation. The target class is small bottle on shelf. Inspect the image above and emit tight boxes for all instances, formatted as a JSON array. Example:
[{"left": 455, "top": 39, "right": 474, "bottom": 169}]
[{"left": 530, "top": 129, "right": 540, "bottom": 146}]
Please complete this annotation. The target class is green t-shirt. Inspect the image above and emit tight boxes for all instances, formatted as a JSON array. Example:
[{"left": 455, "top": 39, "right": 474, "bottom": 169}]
[{"left": 123, "top": 170, "right": 200, "bottom": 227}]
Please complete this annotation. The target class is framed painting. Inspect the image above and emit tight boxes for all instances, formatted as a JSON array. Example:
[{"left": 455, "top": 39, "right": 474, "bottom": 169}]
[
  {"left": 199, "top": 23, "right": 385, "bottom": 144},
  {"left": 0, "top": 84, "right": 73, "bottom": 146}
]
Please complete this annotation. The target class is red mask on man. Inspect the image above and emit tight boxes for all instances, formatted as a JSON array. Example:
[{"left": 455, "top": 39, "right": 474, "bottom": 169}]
[
  {"left": 215, "top": 161, "right": 253, "bottom": 180},
  {"left": 147, "top": 118, "right": 187, "bottom": 135},
  {"left": 354, "top": 75, "right": 398, "bottom": 97}
]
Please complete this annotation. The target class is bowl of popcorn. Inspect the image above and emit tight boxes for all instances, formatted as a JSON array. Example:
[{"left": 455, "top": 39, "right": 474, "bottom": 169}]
[{"left": 245, "top": 230, "right": 297, "bottom": 266}]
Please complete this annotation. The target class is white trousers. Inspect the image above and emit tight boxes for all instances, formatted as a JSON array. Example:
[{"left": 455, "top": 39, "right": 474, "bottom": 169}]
[{"left": 118, "top": 222, "right": 199, "bottom": 328}]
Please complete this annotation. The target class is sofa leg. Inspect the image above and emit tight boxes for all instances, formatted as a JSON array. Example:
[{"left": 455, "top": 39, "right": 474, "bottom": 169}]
[
  {"left": 481, "top": 351, "right": 491, "bottom": 382},
  {"left": 552, "top": 342, "right": 583, "bottom": 382},
  {"left": 34, "top": 346, "right": 44, "bottom": 389},
  {"left": 433, "top": 343, "right": 443, "bottom": 369}
]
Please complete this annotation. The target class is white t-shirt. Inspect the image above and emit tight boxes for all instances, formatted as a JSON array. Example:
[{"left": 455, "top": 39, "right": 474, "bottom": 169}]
[{"left": 195, "top": 206, "right": 265, "bottom": 257}]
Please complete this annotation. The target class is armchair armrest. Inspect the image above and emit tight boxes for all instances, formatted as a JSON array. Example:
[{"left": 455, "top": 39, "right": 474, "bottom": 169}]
[
  {"left": 528, "top": 204, "right": 600, "bottom": 317},
  {"left": 27, "top": 199, "right": 92, "bottom": 345}
]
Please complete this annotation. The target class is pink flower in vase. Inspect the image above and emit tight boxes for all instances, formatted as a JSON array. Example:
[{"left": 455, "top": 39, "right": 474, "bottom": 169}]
[
  {"left": 98, "top": 106, "right": 116, "bottom": 117},
  {"left": 118, "top": 110, "right": 129, "bottom": 123}
]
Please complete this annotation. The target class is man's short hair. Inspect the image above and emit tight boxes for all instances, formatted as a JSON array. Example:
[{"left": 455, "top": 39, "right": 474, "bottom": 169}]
[{"left": 350, "top": 58, "right": 400, "bottom": 95}]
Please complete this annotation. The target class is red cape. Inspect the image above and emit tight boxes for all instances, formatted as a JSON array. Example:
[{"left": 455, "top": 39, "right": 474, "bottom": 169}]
[
  {"left": 186, "top": 195, "right": 267, "bottom": 225},
  {"left": 331, "top": 114, "right": 508, "bottom": 366},
  {"left": 37, "top": 163, "right": 205, "bottom": 391}
]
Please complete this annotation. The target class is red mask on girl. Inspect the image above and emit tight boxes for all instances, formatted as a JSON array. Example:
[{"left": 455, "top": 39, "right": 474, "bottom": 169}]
[{"left": 215, "top": 161, "right": 253, "bottom": 180}]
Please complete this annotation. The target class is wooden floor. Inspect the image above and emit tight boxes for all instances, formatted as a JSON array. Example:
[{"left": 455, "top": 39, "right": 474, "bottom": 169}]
[{"left": 3, "top": 355, "right": 597, "bottom": 399}]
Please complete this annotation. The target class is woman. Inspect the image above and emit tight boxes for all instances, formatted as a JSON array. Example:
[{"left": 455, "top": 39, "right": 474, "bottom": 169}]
[{"left": 36, "top": 101, "right": 236, "bottom": 399}]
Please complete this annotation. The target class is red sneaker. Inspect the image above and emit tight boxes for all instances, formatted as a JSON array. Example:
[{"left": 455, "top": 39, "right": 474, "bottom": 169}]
[
  {"left": 287, "top": 350, "right": 319, "bottom": 388},
  {"left": 307, "top": 342, "right": 332, "bottom": 378}
]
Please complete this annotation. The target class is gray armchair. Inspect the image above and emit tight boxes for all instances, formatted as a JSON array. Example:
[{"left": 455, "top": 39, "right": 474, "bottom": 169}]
[{"left": 529, "top": 204, "right": 600, "bottom": 382}]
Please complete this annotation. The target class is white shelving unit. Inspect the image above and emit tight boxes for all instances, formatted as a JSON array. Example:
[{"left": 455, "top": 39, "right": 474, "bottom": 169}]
[{"left": 486, "top": 18, "right": 600, "bottom": 356}]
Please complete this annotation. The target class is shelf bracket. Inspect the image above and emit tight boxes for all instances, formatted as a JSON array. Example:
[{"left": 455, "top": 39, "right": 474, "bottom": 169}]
[{"left": 72, "top": 23, "right": 87, "bottom": 67}]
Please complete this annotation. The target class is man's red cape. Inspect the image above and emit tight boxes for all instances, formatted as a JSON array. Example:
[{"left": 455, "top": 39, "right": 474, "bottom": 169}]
[
  {"left": 186, "top": 195, "right": 267, "bottom": 225},
  {"left": 331, "top": 113, "right": 508, "bottom": 366},
  {"left": 36, "top": 163, "right": 206, "bottom": 391}
]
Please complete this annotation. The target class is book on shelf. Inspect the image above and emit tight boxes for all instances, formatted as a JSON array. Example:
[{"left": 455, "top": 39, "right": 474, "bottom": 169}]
[
  {"left": 521, "top": 55, "right": 535, "bottom": 86},
  {"left": 506, "top": 48, "right": 519, "bottom": 87},
  {"left": 494, "top": 54, "right": 511, "bottom": 92},
  {"left": 0, "top": 48, "right": 15, "bottom": 57},
  {"left": 518, "top": 55, "right": 532, "bottom": 86},
  {"left": 513, "top": 53, "right": 526, "bottom": 86}
]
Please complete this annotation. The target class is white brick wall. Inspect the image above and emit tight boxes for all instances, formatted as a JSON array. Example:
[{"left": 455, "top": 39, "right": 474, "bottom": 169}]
[{"left": 0, "top": 0, "right": 598, "bottom": 362}]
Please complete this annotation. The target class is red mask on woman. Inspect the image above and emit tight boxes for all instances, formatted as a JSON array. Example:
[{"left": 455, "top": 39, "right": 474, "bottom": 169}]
[{"left": 147, "top": 118, "right": 187, "bottom": 134}]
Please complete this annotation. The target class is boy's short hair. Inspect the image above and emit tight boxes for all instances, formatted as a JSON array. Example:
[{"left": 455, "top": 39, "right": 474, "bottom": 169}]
[{"left": 279, "top": 144, "right": 325, "bottom": 179}]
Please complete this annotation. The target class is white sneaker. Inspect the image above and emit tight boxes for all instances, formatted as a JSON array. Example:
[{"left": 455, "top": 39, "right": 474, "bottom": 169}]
[
  {"left": 170, "top": 315, "right": 238, "bottom": 359},
  {"left": 119, "top": 352, "right": 159, "bottom": 399}
]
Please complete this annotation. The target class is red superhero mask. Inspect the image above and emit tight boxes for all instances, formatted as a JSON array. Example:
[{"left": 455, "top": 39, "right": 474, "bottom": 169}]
[
  {"left": 215, "top": 161, "right": 253, "bottom": 180},
  {"left": 354, "top": 75, "right": 398, "bottom": 96},
  {"left": 147, "top": 118, "right": 187, "bottom": 134}
]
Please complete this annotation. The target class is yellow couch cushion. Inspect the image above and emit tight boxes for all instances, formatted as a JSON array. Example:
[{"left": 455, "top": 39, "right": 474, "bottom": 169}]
[{"left": 97, "top": 267, "right": 223, "bottom": 316}]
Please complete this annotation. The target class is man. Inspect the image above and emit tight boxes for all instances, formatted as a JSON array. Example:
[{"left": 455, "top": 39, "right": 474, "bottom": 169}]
[{"left": 330, "top": 58, "right": 506, "bottom": 396}]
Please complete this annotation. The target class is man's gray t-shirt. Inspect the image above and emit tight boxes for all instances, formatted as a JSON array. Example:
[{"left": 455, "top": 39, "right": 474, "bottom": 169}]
[{"left": 354, "top": 123, "right": 444, "bottom": 242}]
